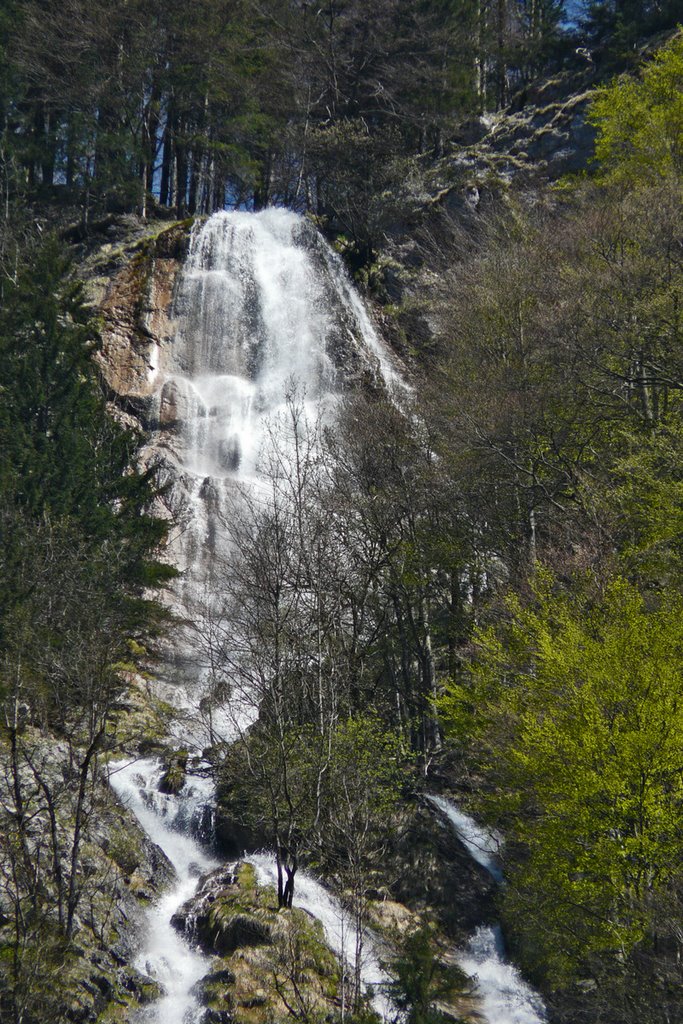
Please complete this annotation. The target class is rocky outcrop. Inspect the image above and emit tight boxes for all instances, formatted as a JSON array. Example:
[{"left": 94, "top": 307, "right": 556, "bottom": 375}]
[
  {"left": 172, "top": 865, "right": 275, "bottom": 956},
  {"left": 376, "top": 67, "right": 598, "bottom": 316},
  {"left": 172, "top": 862, "right": 341, "bottom": 1024},
  {"left": 90, "top": 220, "right": 192, "bottom": 426},
  {"left": 159, "top": 748, "right": 190, "bottom": 795},
  {"left": 446, "top": 69, "right": 597, "bottom": 193}
]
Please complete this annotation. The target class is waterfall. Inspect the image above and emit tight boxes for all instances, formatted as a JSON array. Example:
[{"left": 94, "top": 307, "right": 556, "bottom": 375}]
[
  {"left": 250, "top": 853, "right": 392, "bottom": 1018},
  {"left": 112, "top": 211, "right": 546, "bottom": 1024},
  {"left": 459, "top": 926, "right": 547, "bottom": 1024},
  {"left": 427, "top": 794, "right": 503, "bottom": 884},
  {"left": 428, "top": 795, "right": 547, "bottom": 1024},
  {"left": 145, "top": 208, "right": 402, "bottom": 744},
  {"left": 110, "top": 759, "right": 391, "bottom": 1022},
  {"left": 109, "top": 759, "right": 219, "bottom": 1024},
  {"left": 111, "top": 210, "right": 403, "bottom": 1021}
]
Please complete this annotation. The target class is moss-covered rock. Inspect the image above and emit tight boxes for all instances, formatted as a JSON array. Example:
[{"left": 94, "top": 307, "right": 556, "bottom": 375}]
[
  {"left": 209, "top": 910, "right": 273, "bottom": 955},
  {"left": 173, "top": 860, "right": 342, "bottom": 1024},
  {"left": 159, "top": 748, "right": 189, "bottom": 794},
  {"left": 106, "top": 675, "right": 177, "bottom": 755}
]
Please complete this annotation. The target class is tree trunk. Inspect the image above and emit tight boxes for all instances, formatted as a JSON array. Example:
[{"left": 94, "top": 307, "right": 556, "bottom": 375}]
[
  {"left": 159, "top": 102, "right": 176, "bottom": 208},
  {"left": 66, "top": 727, "right": 104, "bottom": 939}
]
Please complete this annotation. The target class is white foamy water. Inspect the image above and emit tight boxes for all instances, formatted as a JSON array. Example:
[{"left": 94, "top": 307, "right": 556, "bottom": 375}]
[
  {"left": 428, "top": 794, "right": 503, "bottom": 883},
  {"left": 160, "top": 208, "right": 401, "bottom": 567},
  {"left": 109, "top": 759, "right": 219, "bottom": 1024},
  {"left": 145, "top": 208, "right": 403, "bottom": 746},
  {"left": 459, "top": 926, "right": 547, "bottom": 1024},
  {"left": 250, "top": 853, "right": 392, "bottom": 1017},
  {"left": 108, "top": 210, "right": 406, "bottom": 1020},
  {"left": 428, "top": 795, "right": 547, "bottom": 1024}
]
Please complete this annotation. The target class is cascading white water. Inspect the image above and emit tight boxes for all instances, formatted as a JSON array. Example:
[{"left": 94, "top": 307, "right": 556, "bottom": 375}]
[
  {"left": 459, "top": 926, "right": 547, "bottom": 1024},
  {"left": 147, "top": 208, "right": 402, "bottom": 744},
  {"left": 110, "top": 762, "right": 391, "bottom": 1021},
  {"left": 427, "top": 794, "right": 503, "bottom": 884},
  {"left": 428, "top": 795, "right": 547, "bottom": 1024},
  {"left": 109, "top": 759, "right": 219, "bottom": 1024},
  {"left": 111, "top": 210, "right": 404, "bottom": 1020}
]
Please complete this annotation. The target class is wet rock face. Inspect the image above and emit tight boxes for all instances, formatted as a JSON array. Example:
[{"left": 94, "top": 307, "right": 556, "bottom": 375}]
[
  {"left": 200, "top": 1009, "right": 235, "bottom": 1024},
  {"left": 95, "top": 224, "right": 189, "bottom": 420},
  {"left": 158, "top": 378, "right": 190, "bottom": 428}
]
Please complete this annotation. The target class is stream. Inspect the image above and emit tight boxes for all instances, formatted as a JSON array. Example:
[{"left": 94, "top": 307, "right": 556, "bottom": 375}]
[
  {"left": 429, "top": 795, "right": 547, "bottom": 1024},
  {"left": 109, "top": 759, "right": 219, "bottom": 1024},
  {"left": 109, "top": 758, "right": 390, "bottom": 1022},
  {"left": 109, "top": 758, "right": 547, "bottom": 1024}
]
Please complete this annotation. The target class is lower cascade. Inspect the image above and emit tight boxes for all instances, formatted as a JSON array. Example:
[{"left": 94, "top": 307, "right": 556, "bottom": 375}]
[
  {"left": 459, "top": 926, "right": 547, "bottom": 1024},
  {"left": 109, "top": 760, "right": 219, "bottom": 1024},
  {"left": 429, "top": 796, "right": 547, "bottom": 1024},
  {"left": 109, "top": 760, "right": 390, "bottom": 1022},
  {"left": 109, "top": 766, "right": 548, "bottom": 1024}
]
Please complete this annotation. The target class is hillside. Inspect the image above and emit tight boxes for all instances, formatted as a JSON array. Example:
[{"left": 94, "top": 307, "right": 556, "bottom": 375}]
[{"left": 1, "top": 7, "right": 682, "bottom": 1024}]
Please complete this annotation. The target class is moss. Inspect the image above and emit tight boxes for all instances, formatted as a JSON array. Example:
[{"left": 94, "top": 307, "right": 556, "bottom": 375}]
[
  {"left": 185, "top": 862, "right": 344, "bottom": 1024},
  {"left": 237, "top": 860, "right": 258, "bottom": 893},
  {"left": 207, "top": 907, "right": 273, "bottom": 954},
  {"left": 151, "top": 218, "right": 195, "bottom": 259},
  {"left": 126, "top": 638, "right": 147, "bottom": 657},
  {"left": 94, "top": 973, "right": 163, "bottom": 1023},
  {"left": 159, "top": 749, "right": 189, "bottom": 794},
  {"left": 108, "top": 829, "right": 144, "bottom": 876},
  {"left": 107, "top": 680, "right": 177, "bottom": 753}
]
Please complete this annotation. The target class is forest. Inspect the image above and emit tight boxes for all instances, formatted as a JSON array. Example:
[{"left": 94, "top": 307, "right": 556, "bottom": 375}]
[{"left": 0, "top": 0, "right": 682, "bottom": 1022}]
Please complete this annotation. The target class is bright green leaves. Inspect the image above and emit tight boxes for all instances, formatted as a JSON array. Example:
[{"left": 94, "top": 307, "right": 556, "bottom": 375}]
[
  {"left": 589, "top": 32, "right": 683, "bottom": 186},
  {"left": 440, "top": 574, "right": 683, "bottom": 982}
]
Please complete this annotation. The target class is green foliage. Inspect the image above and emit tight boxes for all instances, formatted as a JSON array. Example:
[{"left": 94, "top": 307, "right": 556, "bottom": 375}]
[
  {"left": 386, "top": 926, "right": 468, "bottom": 1024},
  {"left": 0, "top": 238, "right": 169, "bottom": 573},
  {"left": 221, "top": 715, "right": 406, "bottom": 882},
  {"left": 313, "top": 715, "right": 406, "bottom": 873},
  {"left": 605, "top": 423, "right": 683, "bottom": 582},
  {"left": 440, "top": 573, "right": 683, "bottom": 983},
  {"left": 589, "top": 32, "right": 683, "bottom": 185},
  {"left": 0, "top": 237, "right": 171, "bottom": 722},
  {"left": 581, "top": 0, "right": 680, "bottom": 63},
  {"left": 0, "top": 0, "right": 575, "bottom": 241}
]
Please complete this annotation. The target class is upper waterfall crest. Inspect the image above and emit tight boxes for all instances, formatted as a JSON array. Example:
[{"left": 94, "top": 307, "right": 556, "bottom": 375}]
[{"left": 155, "top": 208, "right": 400, "bottom": 484}]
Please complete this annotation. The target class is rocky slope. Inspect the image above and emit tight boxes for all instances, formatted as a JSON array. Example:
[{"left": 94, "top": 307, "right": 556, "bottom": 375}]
[{"left": 0, "top": 725, "right": 173, "bottom": 1024}]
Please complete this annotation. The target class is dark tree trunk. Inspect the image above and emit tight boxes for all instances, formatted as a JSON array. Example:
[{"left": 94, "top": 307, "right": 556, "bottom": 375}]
[
  {"left": 159, "top": 103, "right": 176, "bottom": 208},
  {"left": 175, "top": 128, "right": 187, "bottom": 217}
]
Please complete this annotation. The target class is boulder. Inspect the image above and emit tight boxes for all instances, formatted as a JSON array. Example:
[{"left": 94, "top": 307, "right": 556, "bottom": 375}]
[{"left": 208, "top": 911, "right": 273, "bottom": 955}]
